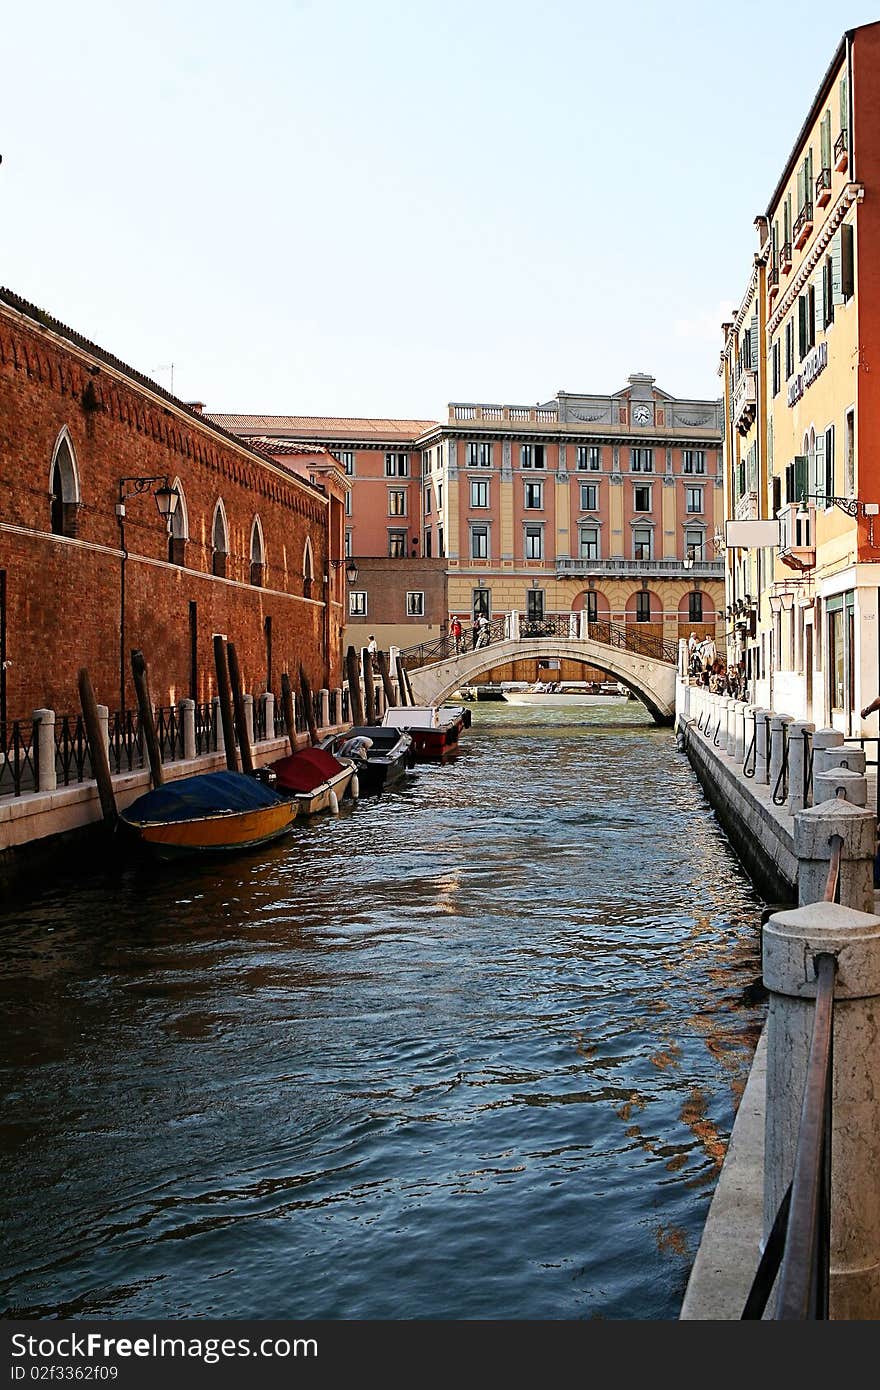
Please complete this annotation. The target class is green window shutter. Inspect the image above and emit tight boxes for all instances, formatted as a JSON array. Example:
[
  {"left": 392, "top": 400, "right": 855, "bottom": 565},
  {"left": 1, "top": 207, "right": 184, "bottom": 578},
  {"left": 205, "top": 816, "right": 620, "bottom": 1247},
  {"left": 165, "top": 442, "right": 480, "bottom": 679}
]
[
  {"left": 840, "top": 74, "right": 848, "bottom": 131},
  {"left": 814, "top": 433, "right": 825, "bottom": 501},
  {"left": 796, "top": 166, "right": 805, "bottom": 209},
  {"left": 821, "top": 111, "right": 831, "bottom": 168},
  {"left": 794, "top": 455, "right": 808, "bottom": 502},
  {"left": 750, "top": 315, "right": 758, "bottom": 368},
  {"left": 826, "top": 427, "right": 835, "bottom": 499},
  {"left": 831, "top": 229, "right": 843, "bottom": 304},
  {"left": 841, "top": 224, "right": 855, "bottom": 299},
  {"left": 798, "top": 295, "right": 807, "bottom": 359},
  {"left": 814, "top": 271, "right": 824, "bottom": 341},
  {"left": 772, "top": 475, "right": 781, "bottom": 516}
]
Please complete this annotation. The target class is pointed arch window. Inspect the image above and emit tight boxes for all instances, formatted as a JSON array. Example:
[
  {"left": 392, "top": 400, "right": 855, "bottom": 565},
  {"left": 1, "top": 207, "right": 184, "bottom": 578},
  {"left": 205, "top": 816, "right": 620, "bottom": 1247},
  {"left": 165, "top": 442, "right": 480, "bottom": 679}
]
[
  {"left": 168, "top": 479, "right": 188, "bottom": 566},
  {"left": 250, "top": 516, "right": 265, "bottom": 587},
  {"left": 212, "top": 501, "right": 229, "bottom": 578},
  {"left": 49, "top": 429, "right": 80, "bottom": 538},
  {"left": 303, "top": 536, "right": 314, "bottom": 599}
]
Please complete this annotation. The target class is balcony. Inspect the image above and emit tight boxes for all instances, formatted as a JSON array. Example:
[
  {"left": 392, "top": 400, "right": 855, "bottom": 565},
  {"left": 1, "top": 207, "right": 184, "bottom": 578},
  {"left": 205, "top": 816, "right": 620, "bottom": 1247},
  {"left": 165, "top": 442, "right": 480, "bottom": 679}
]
[
  {"left": 778, "top": 501, "right": 815, "bottom": 571},
  {"left": 732, "top": 368, "right": 757, "bottom": 435},
  {"left": 793, "top": 200, "right": 813, "bottom": 251},
  {"left": 780, "top": 240, "right": 793, "bottom": 275},
  {"left": 835, "top": 129, "right": 848, "bottom": 173},
  {"left": 449, "top": 403, "right": 558, "bottom": 425},
  {"left": 815, "top": 166, "right": 832, "bottom": 209},
  {"left": 555, "top": 556, "right": 724, "bottom": 580},
  {"left": 767, "top": 259, "right": 779, "bottom": 303}
]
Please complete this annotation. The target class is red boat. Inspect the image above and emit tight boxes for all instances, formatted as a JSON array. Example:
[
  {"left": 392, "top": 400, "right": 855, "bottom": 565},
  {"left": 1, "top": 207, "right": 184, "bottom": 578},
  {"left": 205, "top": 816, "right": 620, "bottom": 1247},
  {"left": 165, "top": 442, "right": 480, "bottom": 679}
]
[{"left": 380, "top": 704, "right": 470, "bottom": 760}]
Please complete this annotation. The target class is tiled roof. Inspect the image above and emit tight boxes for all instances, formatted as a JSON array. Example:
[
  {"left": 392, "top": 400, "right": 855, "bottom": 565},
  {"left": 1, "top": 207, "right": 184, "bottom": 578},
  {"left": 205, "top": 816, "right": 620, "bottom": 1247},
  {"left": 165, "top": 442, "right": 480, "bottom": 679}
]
[
  {"left": 210, "top": 413, "right": 439, "bottom": 442},
  {"left": 245, "top": 437, "right": 329, "bottom": 456},
  {"left": 0, "top": 286, "right": 326, "bottom": 492}
]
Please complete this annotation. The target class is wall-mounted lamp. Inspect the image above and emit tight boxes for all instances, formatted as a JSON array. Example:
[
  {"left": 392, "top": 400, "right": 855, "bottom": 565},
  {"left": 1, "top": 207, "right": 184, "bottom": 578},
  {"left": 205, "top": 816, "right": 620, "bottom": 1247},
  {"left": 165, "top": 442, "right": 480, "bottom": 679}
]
[
  {"left": 331, "top": 557, "right": 359, "bottom": 584},
  {"left": 797, "top": 491, "right": 880, "bottom": 544},
  {"left": 768, "top": 594, "right": 783, "bottom": 615}
]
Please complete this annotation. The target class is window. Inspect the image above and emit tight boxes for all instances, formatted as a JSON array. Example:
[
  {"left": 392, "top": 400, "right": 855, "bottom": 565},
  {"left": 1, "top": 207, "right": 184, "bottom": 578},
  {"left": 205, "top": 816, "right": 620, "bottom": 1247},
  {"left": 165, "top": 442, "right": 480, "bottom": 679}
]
[
  {"left": 388, "top": 530, "right": 407, "bottom": 558},
  {"left": 349, "top": 591, "right": 367, "bottom": 617},
  {"left": 338, "top": 450, "right": 354, "bottom": 475},
  {"left": 250, "top": 516, "right": 264, "bottom": 587},
  {"left": 580, "top": 483, "right": 598, "bottom": 512},
  {"left": 526, "top": 589, "right": 545, "bottom": 622},
  {"left": 168, "top": 479, "right": 187, "bottom": 566},
  {"left": 345, "top": 491, "right": 352, "bottom": 517},
  {"left": 633, "top": 527, "right": 652, "bottom": 560},
  {"left": 785, "top": 320, "right": 794, "bottom": 379},
  {"left": 385, "top": 452, "right": 409, "bottom": 477},
  {"left": 686, "top": 487, "right": 704, "bottom": 514},
  {"left": 772, "top": 340, "right": 781, "bottom": 397},
  {"left": 345, "top": 529, "right": 352, "bottom": 558},
  {"left": 688, "top": 592, "right": 703, "bottom": 623},
  {"left": 576, "top": 445, "right": 601, "bottom": 470},
  {"left": 685, "top": 528, "right": 703, "bottom": 560},
  {"left": 424, "top": 486, "right": 432, "bottom": 515},
  {"left": 682, "top": 450, "right": 705, "bottom": 474},
  {"left": 630, "top": 448, "right": 653, "bottom": 472},
  {"left": 406, "top": 591, "right": 425, "bottom": 617},
  {"left": 470, "top": 480, "right": 489, "bottom": 508},
  {"left": 635, "top": 592, "right": 651, "bottom": 622},
  {"left": 470, "top": 525, "right": 489, "bottom": 559},
  {"left": 844, "top": 409, "right": 855, "bottom": 494},
  {"left": 423, "top": 529, "right": 432, "bottom": 557},
  {"left": 437, "top": 483, "right": 443, "bottom": 510},
  {"left": 49, "top": 430, "right": 79, "bottom": 538},
  {"left": 798, "top": 287, "right": 816, "bottom": 359},
  {"left": 524, "top": 481, "right": 543, "bottom": 509},
  {"left": 822, "top": 256, "right": 835, "bottom": 329},
  {"left": 825, "top": 425, "right": 835, "bottom": 501},
  {"left": 525, "top": 525, "right": 543, "bottom": 559},
  {"left": 466, "top": 442, "right": 492, "bottom": 467},
  {"left": 634, "top": 484, "right": 651, "bottom": 512},
  {"left": 211, "top": 502, "right": 228, "bottom": 578},
  {"left": 579, "top": 527, "right": 599, "bottom": 559},
  {"left": 521, "top": 444, "right": 545, "bottom": 468},
  {"left": 437, "top": 525, "right": 444, "bottom": 558},
  {"left": 388, "top": 489, "right": 407, "bottom": 516},
  {"left": 585, "top": 591, "right": 598, "bottom": 623}
]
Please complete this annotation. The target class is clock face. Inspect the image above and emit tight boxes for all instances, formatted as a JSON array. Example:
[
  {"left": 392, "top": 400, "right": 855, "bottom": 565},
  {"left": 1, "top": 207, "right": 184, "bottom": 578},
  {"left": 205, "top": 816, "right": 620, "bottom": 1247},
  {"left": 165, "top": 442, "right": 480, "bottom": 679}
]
[{"left": 633, "top": 405, "right": 651, "bottom": 424}]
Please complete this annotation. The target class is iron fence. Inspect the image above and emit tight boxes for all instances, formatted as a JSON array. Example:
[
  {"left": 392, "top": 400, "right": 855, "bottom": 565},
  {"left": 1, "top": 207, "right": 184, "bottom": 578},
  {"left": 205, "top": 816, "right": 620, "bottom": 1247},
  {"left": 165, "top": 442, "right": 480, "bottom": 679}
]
[
  {"left": 398, "top": 613, "right": 679, "bottom": 671},
  {"left": 194, "top": 702, "right": 217, "bottom": 756},
  {"left": 0, "top": 719, "right": 37, "bottom": 798},
  {"left": 57, "top": 713, "right": 96, "bottom": 784}
]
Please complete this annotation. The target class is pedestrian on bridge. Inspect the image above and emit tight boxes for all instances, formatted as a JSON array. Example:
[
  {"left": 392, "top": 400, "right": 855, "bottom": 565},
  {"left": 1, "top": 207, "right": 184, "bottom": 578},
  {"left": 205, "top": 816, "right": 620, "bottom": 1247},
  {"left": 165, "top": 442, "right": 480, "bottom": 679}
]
[{"left": 451, "top": 616, "right": 463, "bottom": 655}]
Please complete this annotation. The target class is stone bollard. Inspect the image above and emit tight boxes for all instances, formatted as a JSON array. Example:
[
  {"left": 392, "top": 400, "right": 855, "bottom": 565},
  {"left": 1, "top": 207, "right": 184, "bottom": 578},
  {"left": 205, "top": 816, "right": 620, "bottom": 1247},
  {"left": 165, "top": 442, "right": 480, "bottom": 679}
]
[
  {"left": 794, "top": 799, "right": 877, "bottom": 911},
  {"left": 96, "top": 704, "right": 110, "bottom": 760},
  {"left": 787, "top": 720, "right": 815, "bottom": 815},
  {"left": 820, "top": 746, "right": 867, "bottom": 776},
  {"left": 243, "top": 693, "right": 255, "bottom": 748},
  {"left": 262, "top": 692, "right": 275, "bottom": 743},
  {"left": 814, "top": 766, "right": 868, "bottom": 808},
  {"left": 213, "top": 695, "right": 224, "bottom": 753},
  {"left": 754, "top": 709, "right": 771, "bottom": 784},
  {"left": 320, "top": 688, "right": 330, "bottom": 730},
  {"left": 812, "top": 728, "right": 845, "bottom": 779},
  {"left": 32, "top": 709, "right": 57, "bottom": 793},
  {"left": 734, "top": 701, "right": 747, "bottom": 763},
  {"left": 763, "top": 895, "right": 880, "bottom": 1317},
  {"left": 725, "top": 699, "right": 737, "bottom": 756},
  {"left": 179, "top": 698, "right": 196, "bottom": 760},
  {"left": 769, "top": 714, "right": 794, "bottom": 798}
]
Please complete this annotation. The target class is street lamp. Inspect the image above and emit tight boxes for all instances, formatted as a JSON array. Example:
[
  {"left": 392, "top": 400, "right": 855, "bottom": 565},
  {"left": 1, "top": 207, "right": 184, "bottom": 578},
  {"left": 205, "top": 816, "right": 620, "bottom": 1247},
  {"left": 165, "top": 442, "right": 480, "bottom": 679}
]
[
  {"left": 330, "top": 557, "right": 359, "bottom": 584},
  {"left": 116, "top": 475, "right": 180, "bottom": 716}
]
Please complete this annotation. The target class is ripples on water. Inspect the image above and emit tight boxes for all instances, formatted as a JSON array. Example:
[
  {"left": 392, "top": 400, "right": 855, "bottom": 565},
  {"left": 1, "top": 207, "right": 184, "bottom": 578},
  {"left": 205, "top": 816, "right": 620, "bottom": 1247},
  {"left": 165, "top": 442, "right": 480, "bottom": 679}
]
[{"left": 0, "top": 702, "right": 765, "bottom": 1319}]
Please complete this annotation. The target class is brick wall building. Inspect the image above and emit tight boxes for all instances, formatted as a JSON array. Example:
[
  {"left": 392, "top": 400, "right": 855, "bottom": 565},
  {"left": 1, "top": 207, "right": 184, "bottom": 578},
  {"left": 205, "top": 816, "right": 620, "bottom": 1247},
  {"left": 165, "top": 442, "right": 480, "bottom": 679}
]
[{"left": 0, "top": 289, "right": 346, "bottom": 723}]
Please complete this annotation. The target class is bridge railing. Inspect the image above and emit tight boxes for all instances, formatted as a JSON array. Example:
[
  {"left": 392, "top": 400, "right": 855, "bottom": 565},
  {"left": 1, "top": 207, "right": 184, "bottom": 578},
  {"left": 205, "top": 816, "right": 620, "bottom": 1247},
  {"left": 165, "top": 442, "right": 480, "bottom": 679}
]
[{"left": 398, "top": 613, "right": 678, "bottom": 670}]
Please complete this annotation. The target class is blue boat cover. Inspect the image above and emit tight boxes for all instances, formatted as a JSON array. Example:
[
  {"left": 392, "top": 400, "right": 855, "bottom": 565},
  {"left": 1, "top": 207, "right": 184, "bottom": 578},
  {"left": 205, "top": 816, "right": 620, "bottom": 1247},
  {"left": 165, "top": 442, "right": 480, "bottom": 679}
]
[{"left": 123, "top": 770, "right": 281, "bottom": 825}]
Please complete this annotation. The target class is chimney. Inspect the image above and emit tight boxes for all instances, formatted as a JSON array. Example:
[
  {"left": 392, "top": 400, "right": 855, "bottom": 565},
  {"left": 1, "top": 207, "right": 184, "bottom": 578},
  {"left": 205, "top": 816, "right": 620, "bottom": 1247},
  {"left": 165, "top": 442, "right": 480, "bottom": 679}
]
[
  {"left": 753, "top": 215, "right": 769, "bottom": 247},
  {"left": 186, "top": 401, "right": 205, "bottom": 415}
]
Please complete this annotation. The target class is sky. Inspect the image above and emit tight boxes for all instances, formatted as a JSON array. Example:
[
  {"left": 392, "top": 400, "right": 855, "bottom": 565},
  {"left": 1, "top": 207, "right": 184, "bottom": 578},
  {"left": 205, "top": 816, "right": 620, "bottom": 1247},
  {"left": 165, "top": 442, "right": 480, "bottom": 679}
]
[{"left": 2, "top": 1, "right": 877, "bottom": 419}]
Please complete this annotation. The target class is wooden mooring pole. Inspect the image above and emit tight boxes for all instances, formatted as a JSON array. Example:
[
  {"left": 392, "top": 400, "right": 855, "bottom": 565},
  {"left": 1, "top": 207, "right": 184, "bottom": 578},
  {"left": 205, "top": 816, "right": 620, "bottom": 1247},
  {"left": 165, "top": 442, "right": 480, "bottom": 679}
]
[
  {"left": 213, "top": 634, "right": 239, "bottom": 773},
  {"left": 280, "top": 671, "right": 297, "bottom": 754},
  {"left": 130, "top": 648, "right": 163, "bottom": 788},
  {"left": 345, "top": 645, "right": 365, "bottom": 726},
  {"left": 361, "top": 648, "right": 376, "bottom": 725},
  {"left": 77, "top": 668, "right": 118, "bottom": 830},
  {"left": 227, "top": 641, "right": 255, "bottom": 774},
  {"left": 299, "top": 665, "right": 320, "bottom": 746},
  {"left": 377, "top": 649, "right": 396, "bottom": 708}
]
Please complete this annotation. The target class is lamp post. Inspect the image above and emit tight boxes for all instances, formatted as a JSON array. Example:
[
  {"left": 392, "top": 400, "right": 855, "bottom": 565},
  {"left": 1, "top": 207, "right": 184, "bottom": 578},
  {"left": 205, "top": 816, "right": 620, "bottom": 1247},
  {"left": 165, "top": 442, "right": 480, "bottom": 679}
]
[
  {"left": 116, "top": 476, "right": 180, "bottom": 717},
  {"left": 324, "top": 556, "right": 359, "bottom": 688}
]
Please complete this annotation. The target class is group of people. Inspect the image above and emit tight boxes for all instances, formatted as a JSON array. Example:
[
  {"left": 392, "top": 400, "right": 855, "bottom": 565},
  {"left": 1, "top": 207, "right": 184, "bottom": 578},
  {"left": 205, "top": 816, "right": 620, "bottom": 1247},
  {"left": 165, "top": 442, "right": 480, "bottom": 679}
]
[
  {"left": 687, "top": 632, "right": 747, "bottom": 700},
  {"left": 450, "top": 615, "right": 489, "bottom": 654}
]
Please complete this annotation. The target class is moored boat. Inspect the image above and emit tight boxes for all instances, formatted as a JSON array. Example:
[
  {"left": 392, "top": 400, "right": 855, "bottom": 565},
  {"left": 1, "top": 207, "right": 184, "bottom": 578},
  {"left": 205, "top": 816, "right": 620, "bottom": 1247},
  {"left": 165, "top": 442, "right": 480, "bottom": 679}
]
[
  {"left": 320, "top": 726, "right": 415, "bottom": 795},
  {"left": 268, "top": 745, "right": 355, "bottom": 814},
  {"left": 503, "top": 680, "right": 628, "bottom": 707},
  {"left": 381, "top": 704, "right": 469, "bottom": 760},
  {"left": 119, "top": 769, "right": 297, "bottom": 859}
]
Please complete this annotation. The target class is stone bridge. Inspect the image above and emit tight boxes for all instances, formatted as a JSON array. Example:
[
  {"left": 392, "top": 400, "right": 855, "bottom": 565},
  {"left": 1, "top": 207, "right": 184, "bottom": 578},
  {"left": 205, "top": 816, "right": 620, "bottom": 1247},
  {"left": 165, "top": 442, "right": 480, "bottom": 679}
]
[{"left": 406, "top": 636, "right": 678, "bottom": 725}]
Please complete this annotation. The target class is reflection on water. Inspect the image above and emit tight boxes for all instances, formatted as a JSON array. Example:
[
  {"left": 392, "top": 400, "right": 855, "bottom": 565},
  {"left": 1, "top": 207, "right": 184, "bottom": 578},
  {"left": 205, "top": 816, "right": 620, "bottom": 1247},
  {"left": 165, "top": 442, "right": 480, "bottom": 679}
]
[{"left": 0, "top": 702, "right": 764, "bottom": 1319}]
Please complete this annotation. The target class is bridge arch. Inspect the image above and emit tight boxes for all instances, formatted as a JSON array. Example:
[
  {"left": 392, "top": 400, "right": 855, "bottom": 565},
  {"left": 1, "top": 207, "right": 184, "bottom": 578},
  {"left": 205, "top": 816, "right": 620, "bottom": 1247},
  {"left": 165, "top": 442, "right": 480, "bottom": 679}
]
[{"left": 406, "top": 637, "right": 676, "bottom": 725}]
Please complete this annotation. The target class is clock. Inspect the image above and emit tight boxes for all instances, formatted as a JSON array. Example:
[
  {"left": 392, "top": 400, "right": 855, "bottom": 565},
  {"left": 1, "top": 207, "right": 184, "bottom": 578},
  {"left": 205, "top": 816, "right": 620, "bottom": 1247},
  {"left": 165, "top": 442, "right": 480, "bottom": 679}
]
[{"left": 633, "top": 405, "right": 651, "bottom": 424}]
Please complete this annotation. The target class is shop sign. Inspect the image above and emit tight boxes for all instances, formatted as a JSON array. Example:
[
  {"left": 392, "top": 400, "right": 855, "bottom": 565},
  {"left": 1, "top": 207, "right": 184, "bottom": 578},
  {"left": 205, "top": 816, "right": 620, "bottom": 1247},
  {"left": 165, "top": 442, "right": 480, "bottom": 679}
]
[{"left": 787, "top": 341, "right": 828, "bottom": 407}]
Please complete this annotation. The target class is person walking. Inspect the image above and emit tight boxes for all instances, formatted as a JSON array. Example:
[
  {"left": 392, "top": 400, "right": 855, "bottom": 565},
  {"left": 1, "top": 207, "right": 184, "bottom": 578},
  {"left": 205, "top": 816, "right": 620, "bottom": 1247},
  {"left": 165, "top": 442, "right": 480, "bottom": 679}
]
[
  {"left": 367, "top": 634, "right": 378, "bottom": 671},
  {"left": 476, "top": 613, "right": 490, "bottom": 648},
  {"left": 450, "top": 616, "right": 463, "bottom": 655}
]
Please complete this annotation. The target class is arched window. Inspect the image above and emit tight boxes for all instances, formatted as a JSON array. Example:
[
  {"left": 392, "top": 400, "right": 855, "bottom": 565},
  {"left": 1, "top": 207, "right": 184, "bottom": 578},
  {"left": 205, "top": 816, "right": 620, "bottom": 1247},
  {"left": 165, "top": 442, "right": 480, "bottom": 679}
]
[
  {"left": 212, "top": 500, "right": 229, "bottom": 578},
  {"left": 303, "top": 536, "right": 314, "bottom": 599},
  {"left": 250, "top": 516, "right": 265, "bottom": 587},
  {"left": 168, "top": 478, "right": 188, "bottom": 566},
  {"left": 49, "top": 428, "right": 80, "bottom": 538}
]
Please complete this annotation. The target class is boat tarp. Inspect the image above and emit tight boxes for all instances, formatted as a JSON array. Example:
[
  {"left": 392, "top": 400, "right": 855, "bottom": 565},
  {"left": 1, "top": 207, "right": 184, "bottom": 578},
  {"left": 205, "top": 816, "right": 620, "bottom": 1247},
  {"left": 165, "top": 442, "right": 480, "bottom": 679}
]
[
  {"left": 123, "top": 771, "right": 281, "bottom": 825},
  {"left": 271, "top": 747, "right": 346, "bottom": 793}
]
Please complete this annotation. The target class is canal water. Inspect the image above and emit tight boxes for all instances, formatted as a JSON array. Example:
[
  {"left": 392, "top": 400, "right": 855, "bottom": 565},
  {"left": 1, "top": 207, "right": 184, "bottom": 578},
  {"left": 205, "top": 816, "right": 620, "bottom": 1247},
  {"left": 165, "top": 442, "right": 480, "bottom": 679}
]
[{"left": 0, "top": 700, "right": 765, "bottom": 1320}]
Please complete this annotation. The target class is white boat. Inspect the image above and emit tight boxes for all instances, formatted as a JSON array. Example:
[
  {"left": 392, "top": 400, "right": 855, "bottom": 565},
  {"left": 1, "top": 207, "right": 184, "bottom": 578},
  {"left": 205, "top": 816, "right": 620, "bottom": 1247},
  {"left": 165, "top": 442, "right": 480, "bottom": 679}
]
[{"left": 503, "top": 682, "right": 629, "bottom": 707}]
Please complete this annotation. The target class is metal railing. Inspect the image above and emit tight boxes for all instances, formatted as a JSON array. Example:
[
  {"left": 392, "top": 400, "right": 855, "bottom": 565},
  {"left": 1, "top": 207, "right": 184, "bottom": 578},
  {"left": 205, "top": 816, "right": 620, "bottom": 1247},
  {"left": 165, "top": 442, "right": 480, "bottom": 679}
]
[
  {"left": 195, "top": 702, "right": 217, "bottom": 755},
  {"left": 793, "top": 200, "right": 814, "bottom": 245},
  {"left": 742, "top": 837, "right": 841, "bottom": 1319},
  {"left": 57, "top": 713, "right": 96, "bottom": 784},
  {"left": 834, "top": 130, "right": 847, "bottom": 164},
  {"left": 803, "top": 729, "right": 814, "bottom": 808},
  {"left": 399, "top": 614, "right": 679, "bottom": 671},
  {"left": 772, "top": 722, "right": 790, "bottom": 805},
  {"left": 0, "top": 719, "right": 37, "bottom": 797}
]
